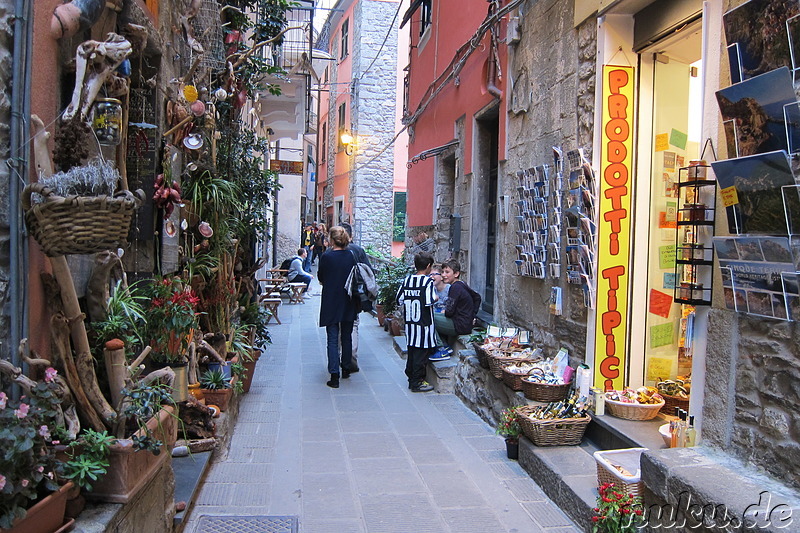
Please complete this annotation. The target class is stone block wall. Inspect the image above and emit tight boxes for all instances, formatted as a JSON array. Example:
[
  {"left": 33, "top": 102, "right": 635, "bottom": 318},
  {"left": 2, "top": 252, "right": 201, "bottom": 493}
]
[
  {"left": 704, "top": 309, "right": 800, "bottom": 489},
  {"left": 498, "top": 0, "right": 595, "bottom": 363},
  {"left": 351, "top": 0, "right": 399, "bottom": 257}
]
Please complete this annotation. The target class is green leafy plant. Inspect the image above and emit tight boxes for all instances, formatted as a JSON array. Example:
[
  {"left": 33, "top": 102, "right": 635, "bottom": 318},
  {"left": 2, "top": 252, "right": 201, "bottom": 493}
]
[
  {"left": 200, "top": 369, "right": 231, "bottom": 391},
  {"left": 495, "top": 407, "right": 521, "bottom": 441},
  {"left": 119, "top": 383, "right": 174, "bottom": 454},
  {"left": 230, "top": 361, "right": 246, "bottom": 394},
  {"left": 141, "top": 277, "right": 200, "bottom": 364},
  {"left": 592, "top": 483, "right": 643, "bottom": 533},
  {"left": 227, "top": 324, "right": 253, "bottom": 361},
  {"left": 61, "top": 429, "right": 115, "bottom": 491},
  {"left": 89, "top": 280, "right": 148, "bottom": 358},
  {"left": 376, "top": 257, "right": 410, "bottom": 315},
  {"left": 0, "top": 369, "right": 63, "bottom": 528},
  {"left": 468, "top": 328, "right": 487, "bottom": 344},
  {"left": 239, "top": 301, "right": 272, "bottom": 347}
]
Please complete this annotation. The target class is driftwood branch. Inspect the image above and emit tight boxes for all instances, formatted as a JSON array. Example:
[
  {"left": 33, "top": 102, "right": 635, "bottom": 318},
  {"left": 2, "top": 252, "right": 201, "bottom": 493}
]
[
  {"left": 198, "top": 340, "right": 226, "bottom": 365},
  {"left": 226, "top": 26, "right": 306, "bottom": 70}
]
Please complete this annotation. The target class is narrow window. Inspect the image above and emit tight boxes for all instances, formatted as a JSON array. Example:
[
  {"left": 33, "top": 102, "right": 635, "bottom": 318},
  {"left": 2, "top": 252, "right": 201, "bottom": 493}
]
[{"left": 340, "top": 19, "right": 349, "bottom": 59}]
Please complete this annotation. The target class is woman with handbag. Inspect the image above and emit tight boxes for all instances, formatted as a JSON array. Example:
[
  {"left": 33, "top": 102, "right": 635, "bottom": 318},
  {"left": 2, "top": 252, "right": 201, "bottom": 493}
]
[{"left": 317, "top": 226, "right": 359, "bottom": 388}]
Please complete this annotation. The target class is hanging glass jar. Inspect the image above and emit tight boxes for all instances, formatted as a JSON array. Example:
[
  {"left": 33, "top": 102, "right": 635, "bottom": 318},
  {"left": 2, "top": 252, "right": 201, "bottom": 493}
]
[{"left": 91, "top": 98, "right": 123, "bottom": 145}]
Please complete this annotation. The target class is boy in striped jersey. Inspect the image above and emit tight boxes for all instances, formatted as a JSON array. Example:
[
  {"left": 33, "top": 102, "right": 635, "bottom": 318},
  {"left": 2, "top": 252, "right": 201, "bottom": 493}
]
[{"left": 397, "top": 252, "right": 437, "bottom": 392}]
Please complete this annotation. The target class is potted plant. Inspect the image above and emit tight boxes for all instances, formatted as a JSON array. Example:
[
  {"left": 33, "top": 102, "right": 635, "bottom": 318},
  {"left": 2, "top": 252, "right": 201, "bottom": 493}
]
[
  {"left": 376, "top": 258, "right": 409, "bottom": 335},
  {"left": 200, "top": 368, "right": 233, "bottom": 411},
  {"left": 0, "top": 367, "right": 74, "bottom": 532},
  {"left": 142, "top": 277, "right": 200, "bottom": 401},
  {"left": 495, "top": 407, "right": 522, "bottom": 460},
  {"left": 592, "top": 482, "right": 644, "bottom": 532},
  {"left": 59, "top": 429, "right": 115, "bottom": 492}
]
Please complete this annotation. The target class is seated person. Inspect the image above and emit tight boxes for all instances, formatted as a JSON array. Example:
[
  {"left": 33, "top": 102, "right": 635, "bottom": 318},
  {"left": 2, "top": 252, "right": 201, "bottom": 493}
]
[
  {"left": 288, "top": 248, "right": 314, "bottom": 292},
  {"left": 430, "top": 259, "right": 481, "bottom": 361},
  {"left": 428, "top": 265, "right": 453, "bottom": 361}
]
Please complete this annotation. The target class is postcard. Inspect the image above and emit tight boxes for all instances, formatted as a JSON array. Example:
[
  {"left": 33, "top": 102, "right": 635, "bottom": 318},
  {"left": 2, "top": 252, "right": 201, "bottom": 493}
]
[
  {"left": 716, "top": 67, "right": 799, "bottom": 156},
  {"left": 723, "top": 0, "right": 798, "bottom": 81},
  {"left": 710, "top": 150, "right": 797, "bottom": 234}
]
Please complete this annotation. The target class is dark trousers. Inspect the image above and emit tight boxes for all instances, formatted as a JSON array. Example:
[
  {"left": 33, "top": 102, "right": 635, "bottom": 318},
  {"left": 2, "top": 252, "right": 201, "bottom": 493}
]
[
  {"left": 291, "top": 272, "right": 312, "bottom": 290},
  {"left": 326, "top": 322, "right": 354, "bottom": 375},
  {"left": 302, "top": 246, "right": 312, "bottom": 271},
  {"left": 405, "top": 346, "right": 430, "bottom": 388}
]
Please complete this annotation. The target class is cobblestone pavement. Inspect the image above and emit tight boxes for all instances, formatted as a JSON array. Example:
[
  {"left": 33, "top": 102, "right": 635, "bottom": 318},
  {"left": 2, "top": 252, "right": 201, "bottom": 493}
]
[{"left": 185, "top": 279, "right": 579, "bottom": 533}]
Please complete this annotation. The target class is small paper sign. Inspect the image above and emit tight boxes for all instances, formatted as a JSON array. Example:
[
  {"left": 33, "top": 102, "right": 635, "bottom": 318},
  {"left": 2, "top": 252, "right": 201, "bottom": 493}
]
[
  {"left": 655, "top": 133, "right": 669, "bottom": 152},
  {"left": 659, "top": 244, "right": 677, "bottom": 269},
  {"left": 649, "top": 289, "right": 674, "bottom": 318},
  {"left": 663, "top": 151, "right": 676, "bottom": 172},
  {"left": 647, "top": 356, "right": 673, "bottom": 381},
  {"left": 659, "top": 212, "right": 677, "bottom": 229},
  {"left": 650, "top": 323, "right": 675, "bottom": 349},
  {"left": 670, "top": 128, "right": 688, "bottom": 150},
  {"left": 664, "top": 272, "right": 677, "bottom": 289},
  {"left": 720, "top": 186, "right": 739, "bottom": 207}
]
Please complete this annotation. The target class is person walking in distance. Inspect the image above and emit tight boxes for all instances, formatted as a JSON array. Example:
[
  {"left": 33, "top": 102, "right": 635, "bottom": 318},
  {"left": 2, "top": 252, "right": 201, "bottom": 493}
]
[
  {"left": 312, "top": 223, "right": 328, "bottom": 265},
  {"left": 301, "top": 225, "right": 314, "bottom": 271},
  {"left": 397, "top": 252, "right": 437, "bottom": 392},
  {"left": 317, "top": 226, "right": 359, "bottom": 388},
  {"left": 340, "top": 222, "right": 373, "bottom": 372}
]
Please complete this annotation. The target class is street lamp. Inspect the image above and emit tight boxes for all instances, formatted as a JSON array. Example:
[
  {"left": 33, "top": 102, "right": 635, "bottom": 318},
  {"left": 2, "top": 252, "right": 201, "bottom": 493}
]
[{"left": 341, "top": 131, "right": 354, "bottom": 155}]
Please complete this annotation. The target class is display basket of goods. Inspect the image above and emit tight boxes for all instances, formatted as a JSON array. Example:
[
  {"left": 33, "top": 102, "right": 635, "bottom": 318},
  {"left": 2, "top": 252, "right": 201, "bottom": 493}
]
[
  {"left": 515, "top": 396, "right": 590, "bottom": 447},
  {"left": 656, "top": 378, "right": 690, "bottom": 412},
  {"left": 605, "top": 388, "right": 665, "bottom": 421},
  {"left": 521, "top": 368, "right": 572, "bottom": 402},
  {"left": 593, "top": 448, "right": 647, "bottom": 497},
  {"left": 472, "top": 342, "right": 491, "bottom": 369},
  {"left": 487, "top": 346, "right": 542, "bottom": 380},
  {"left": 501, "top": 362, "right": 540, "bottom": 391},
  {"left": 22, "top": 181, "right": 143, "bottom": 257}
]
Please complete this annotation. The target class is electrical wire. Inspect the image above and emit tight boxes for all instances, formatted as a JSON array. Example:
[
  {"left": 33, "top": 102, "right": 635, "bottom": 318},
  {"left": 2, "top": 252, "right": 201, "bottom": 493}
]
[{"left": 358, "top": 0, "right": 404, "bottom": 81}]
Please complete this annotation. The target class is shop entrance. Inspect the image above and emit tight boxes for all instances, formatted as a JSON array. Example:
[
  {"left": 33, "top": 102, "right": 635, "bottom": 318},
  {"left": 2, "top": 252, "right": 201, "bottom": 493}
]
[{"left": 631, "top": 23, "right": 703, "bottom": 387}]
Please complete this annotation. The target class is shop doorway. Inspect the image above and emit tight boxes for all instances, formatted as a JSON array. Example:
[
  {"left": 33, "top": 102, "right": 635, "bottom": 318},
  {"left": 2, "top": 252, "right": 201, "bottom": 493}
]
[
  {"left": 473, "top": 111, "right": 499, "bottom": 316},
  {"left": 631, "top": 22, "right": 704, "bottom": 387}
]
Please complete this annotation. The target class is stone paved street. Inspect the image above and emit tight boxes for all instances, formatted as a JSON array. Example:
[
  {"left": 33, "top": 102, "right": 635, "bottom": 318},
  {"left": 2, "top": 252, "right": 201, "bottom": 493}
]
[{"left": 185, "top": 279, "right": 579, "bottom": 533}]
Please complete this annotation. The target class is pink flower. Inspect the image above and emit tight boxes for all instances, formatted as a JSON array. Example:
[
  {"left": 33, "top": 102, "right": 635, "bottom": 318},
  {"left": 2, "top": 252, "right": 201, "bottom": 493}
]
[
  {"left": 15, "top": 403, "right": 29, "bottom": 419},
  {"left": 20, "top": 479, "right": 29, "bottom": 487},
  {"left": 38, "top": 425, "right": 50, "bottom": 438},
  {"left": 0, "top": 474, "right": 5, "bottom": 490},
  {"left": 0, "top": 391, "right": 6, "bottom": 409},
  {"left": 36, "top": 466, "right": 44, "bottom": 473},
  {"left": 44, "top": 367, "right": 58, "bottom": 383}
]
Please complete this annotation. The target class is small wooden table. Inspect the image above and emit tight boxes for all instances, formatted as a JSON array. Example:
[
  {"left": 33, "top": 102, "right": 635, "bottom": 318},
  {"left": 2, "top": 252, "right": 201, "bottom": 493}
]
[{"left": 288, "top": 283, "right": 306, "bottom": 304}]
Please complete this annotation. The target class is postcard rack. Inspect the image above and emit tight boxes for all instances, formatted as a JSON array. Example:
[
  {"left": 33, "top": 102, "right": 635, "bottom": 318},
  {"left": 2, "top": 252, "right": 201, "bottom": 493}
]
[{"left": 673, "top": 163, "right": 716, "bottom": 306}]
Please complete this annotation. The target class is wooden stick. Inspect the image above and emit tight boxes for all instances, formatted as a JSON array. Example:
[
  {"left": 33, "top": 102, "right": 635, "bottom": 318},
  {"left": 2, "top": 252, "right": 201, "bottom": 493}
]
[
  {"left": 103, "top": 339, "right": 127, "bottom": 411},
  {"left": 128, "top": 345, "right": 152, "bottom": 373},
  {"left": 198, "top": 339, "right": 226, "bottom": 365},
  {"left": 162, "top": 115, "right": 192, "bottom": 138},
  {"left": 50, "top": 255, "right": 117, "bottom": 429}
]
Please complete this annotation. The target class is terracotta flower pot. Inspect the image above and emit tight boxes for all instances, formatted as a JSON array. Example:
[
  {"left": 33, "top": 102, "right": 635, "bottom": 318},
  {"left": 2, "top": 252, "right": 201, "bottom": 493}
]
[
  {"left": 376, "top": 304, "right": 386, "bottom": 326},
  {"left": 86, "top": 406, "right": 177, "bottom": 504},
  {"left": 201, "top": 387, "right": 232, "bottom": 411},
  {"left": 241, "top": 359, "right": 257, "bottom": 393},
  {"left": 2, "top": 481, "right": 74, "bottom": 533},
  {"left": 389, "top": 318, "right": 402, "bottom": 337}
]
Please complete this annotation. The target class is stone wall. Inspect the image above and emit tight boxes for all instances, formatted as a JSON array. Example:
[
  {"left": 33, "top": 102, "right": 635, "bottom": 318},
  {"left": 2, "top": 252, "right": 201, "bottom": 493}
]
[
  {"left": 497, "top": 0, "right": 595, "bottom": 363},
  {"left": 350, "top": 0, "right": 398, "bottom": 257}
]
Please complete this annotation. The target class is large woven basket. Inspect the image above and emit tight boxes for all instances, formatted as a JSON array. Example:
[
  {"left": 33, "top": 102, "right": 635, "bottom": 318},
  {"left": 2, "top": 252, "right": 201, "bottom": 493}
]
[
  {"left": 22, "top": 183, "right": 142, "bottom": 257},
  {"left": 521, "top": 377, "right": 571, "bottom": 402},
  {"left": 605, "top": 397, "right": 665, "bottom": 421},
  {"left": 501, "top": 365, "right": 534, "bottom": 391},
  {"left": 472, "top": 342, "right": 491, "bottom": 369},
  {"left": 660, "top": 393, "right": 689, "bottom": 414},
  {"left": 488, "top": 354, "right": 537, "bottom": 379},
  {"left": 516, "top": 406, "right": 590, "bottom": 446}
]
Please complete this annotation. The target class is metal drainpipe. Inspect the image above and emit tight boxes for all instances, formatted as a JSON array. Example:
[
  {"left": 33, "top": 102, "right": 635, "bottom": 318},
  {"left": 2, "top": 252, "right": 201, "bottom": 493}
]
[{"left": 8, "top": 0, "right": 33, "bottom": 372}]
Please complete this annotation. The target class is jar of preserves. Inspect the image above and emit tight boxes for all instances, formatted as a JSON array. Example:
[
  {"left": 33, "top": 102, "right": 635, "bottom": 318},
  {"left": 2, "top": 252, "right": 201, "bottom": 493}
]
[{"left": 91, "top": 98, "right": 123, "bottom": 145}]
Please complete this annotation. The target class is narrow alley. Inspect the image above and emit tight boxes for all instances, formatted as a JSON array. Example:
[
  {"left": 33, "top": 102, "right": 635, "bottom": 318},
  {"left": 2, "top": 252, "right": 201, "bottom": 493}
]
[{"left": 184, "top": 279, "right": 578, "bottom": 533}]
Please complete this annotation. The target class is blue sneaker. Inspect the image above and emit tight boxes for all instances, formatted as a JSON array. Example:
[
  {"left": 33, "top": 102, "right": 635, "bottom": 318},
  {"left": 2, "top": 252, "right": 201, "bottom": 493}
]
[{"left": 428, "top": 348, "right": 451, "bottom": 361}]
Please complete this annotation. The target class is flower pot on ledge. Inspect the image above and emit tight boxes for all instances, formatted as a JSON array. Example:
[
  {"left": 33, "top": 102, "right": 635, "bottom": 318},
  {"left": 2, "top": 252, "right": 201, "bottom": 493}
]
[
  {"left": 1, "top": 481, "right": 74, "bottom": 533},
  {"left": 86, "top": 405, "right": 177, "bottom": 504},
  {"left": 201, "top": 376, "right": 236, "bottom": 411},
  {"left": 505, "top": 438, "right": 519, "bottom": 460}
]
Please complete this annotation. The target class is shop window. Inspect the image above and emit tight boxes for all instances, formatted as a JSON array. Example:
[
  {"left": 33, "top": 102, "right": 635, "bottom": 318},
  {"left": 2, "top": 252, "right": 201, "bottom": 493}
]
[{"left": 340, "top": 19, "right": 349, "bottom": 60}]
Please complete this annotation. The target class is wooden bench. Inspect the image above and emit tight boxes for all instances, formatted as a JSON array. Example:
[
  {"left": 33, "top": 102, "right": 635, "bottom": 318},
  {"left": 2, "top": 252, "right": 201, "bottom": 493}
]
[{"left": 288, "top": 282, "right": 306, "bottom": 304}]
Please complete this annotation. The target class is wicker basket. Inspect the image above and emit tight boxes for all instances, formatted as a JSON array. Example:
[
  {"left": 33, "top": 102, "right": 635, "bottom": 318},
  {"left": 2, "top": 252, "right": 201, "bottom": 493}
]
[
  {"left": 472, "top": 342, "right": 491, "bottom": 369},
  {"left": 605, "top": 397, "right": 665, "bottom": 421},
  {"left": 488, "top": 353, "right": 537, "bottom": 379},
  {"left": 594, "top": 448, "right": 647, "bottom": 497},
  {"left": 660, "top": 393, "right": 689, "bottom": 414},
  {"left": 516, "top": 406, "right": 590, "bottom": 446},
  {"left": 521, "top": 377, "right": 572, "bottom": 402},
  {"left": 501, "top": 364, "right": 535, "bottom": 391},
  {"left": 22, "top": 183, "right": 142, "bottom": 257}
]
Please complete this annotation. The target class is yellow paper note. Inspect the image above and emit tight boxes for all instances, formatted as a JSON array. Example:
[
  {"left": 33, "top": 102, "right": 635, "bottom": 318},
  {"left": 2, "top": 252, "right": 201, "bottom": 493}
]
[
  {"left": 655, "top": 133, "right": 669, "bottom": 152},
  {"left": 720, "top": 186, "right": 739, "bottom": 207},
  {"left": 647, "top": 356, "right": 673, "bottom": 382}
]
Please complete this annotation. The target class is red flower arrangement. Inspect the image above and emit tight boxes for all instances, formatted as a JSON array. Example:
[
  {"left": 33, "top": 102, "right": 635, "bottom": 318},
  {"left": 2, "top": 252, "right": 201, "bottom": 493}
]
[
  {"left": 592, "top": 482, "right": 643, "bottom": 533},
  {"left": 144, "top": 277, "right": 200, "bottom": 364}
]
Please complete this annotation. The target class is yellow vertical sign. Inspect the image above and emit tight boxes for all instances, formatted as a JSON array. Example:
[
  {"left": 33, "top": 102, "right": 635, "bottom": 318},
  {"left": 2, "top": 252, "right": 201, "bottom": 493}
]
[{"left": 594, "top": 65, "right": 634, "bottom": 391}]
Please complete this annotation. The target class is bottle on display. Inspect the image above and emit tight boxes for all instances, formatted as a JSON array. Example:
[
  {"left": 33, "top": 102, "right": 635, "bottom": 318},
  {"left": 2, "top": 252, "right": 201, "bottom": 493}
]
[{"left": 686, "top": 415, "right": 697, "bottom": 447}]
